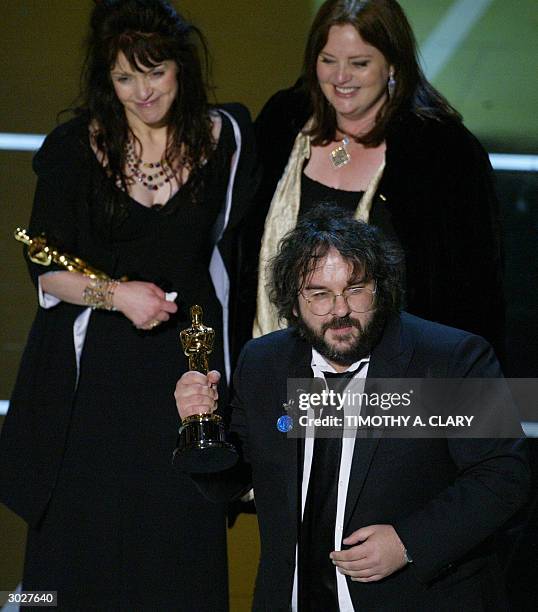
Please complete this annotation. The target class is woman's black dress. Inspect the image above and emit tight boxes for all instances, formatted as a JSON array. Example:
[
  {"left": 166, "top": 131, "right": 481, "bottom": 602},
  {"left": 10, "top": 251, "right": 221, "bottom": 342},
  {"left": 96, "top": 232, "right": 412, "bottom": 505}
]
[{"left": 1, "top": 110, "right": 254, "bottom": 611}]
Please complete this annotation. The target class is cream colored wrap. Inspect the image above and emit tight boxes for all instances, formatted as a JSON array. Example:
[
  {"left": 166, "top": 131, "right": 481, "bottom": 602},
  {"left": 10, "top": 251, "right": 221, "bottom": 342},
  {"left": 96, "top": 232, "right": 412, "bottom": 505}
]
[{"left": 253, "top": 122, "right": 386, "bottom": 338}]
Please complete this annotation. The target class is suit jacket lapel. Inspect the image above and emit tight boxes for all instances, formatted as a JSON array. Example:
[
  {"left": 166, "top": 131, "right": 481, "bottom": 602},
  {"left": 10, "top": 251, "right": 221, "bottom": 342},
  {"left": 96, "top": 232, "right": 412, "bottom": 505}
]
[
  {"left": 344, "top": 314, "right": 415, "bottom": 530},
  {"left": 282, "top": 333, "right": 312, "bottom": 540}
]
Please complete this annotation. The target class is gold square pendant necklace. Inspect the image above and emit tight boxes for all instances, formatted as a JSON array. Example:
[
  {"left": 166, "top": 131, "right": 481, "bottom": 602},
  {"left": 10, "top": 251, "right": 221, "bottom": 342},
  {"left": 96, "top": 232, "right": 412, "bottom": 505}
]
[{"left": 329, "top": 136, "right": 351, "bottom": 169}]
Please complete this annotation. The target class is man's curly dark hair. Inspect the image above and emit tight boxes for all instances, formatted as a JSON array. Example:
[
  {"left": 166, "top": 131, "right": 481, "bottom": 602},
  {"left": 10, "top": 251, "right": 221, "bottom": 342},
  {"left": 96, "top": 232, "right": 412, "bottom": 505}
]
[{"left": 268, "top": 205, "right": 405, "bottom": 326}]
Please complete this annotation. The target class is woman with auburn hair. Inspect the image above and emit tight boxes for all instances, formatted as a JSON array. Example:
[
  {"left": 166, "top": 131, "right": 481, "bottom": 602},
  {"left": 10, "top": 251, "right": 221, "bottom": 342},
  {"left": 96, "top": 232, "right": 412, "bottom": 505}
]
[
  {"left": 254, "top": 0, "right": 504, "bottom": 358},
  {"left": 0, "top": 0, "right": 255, "bottom": 609}
]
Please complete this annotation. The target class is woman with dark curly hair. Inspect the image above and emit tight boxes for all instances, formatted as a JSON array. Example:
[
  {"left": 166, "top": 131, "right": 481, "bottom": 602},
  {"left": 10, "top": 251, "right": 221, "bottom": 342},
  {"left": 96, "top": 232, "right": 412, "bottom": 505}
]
[
  {"left": 0, "top": 1, "right": 255, "bottom": 609},
  {"left": 254, "top": 0, "right": 504, "bottom": 360}
]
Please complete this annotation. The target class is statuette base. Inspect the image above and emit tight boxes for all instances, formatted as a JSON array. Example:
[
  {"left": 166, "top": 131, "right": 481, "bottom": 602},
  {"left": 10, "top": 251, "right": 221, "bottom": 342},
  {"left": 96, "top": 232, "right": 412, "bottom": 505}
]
[{"left": 173, "top": 413, "right": 237, "bottom": 473}]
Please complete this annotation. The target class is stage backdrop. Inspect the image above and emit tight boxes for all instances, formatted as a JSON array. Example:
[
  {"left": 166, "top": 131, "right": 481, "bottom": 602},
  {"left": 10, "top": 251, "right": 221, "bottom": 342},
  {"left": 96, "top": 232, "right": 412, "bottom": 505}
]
[{"left": 1, "top": 2, "right": 537, "bottom": 610}]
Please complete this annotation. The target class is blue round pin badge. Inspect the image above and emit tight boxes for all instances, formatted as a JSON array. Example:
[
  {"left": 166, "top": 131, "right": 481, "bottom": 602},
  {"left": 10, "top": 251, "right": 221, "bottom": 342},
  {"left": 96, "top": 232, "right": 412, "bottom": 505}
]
[{"left": 277, "top": 415, "right": 293, "bottom": 433}]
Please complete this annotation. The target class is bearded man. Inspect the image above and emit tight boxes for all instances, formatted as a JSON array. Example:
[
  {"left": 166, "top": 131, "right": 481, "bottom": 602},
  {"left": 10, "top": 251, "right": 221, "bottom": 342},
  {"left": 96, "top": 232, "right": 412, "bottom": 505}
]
[{"left": 175, "top": 206, "right": 529, "bottom": 612}]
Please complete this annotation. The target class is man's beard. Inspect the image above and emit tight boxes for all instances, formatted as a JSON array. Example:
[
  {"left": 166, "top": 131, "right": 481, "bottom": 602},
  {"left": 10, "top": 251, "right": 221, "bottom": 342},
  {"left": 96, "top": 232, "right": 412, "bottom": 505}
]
[{"left": 296, "top": 308, "right": 388, "bottom": 366}]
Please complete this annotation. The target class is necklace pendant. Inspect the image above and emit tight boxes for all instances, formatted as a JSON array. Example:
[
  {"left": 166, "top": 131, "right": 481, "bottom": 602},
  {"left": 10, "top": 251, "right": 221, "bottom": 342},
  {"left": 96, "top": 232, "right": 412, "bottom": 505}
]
[{"left": 329, "top": 136, "right": 351, "bottom": 169}]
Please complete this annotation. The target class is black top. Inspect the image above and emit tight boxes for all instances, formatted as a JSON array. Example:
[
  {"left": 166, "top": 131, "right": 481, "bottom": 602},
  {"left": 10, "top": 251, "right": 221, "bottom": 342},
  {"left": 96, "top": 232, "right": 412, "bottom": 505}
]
[
  {"left": 300, "top": 172, "right": 363, "bottom": 215},
  {"left": 300, "top": 172, "right": 400, "bottom": 245}
]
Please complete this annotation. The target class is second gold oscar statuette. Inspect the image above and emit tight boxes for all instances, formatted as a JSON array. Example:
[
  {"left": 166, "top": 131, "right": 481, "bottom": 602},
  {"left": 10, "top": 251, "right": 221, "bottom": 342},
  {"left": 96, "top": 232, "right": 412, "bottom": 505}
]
[{"left": 14, "top": 228, "right": 115, "bottom": 279}]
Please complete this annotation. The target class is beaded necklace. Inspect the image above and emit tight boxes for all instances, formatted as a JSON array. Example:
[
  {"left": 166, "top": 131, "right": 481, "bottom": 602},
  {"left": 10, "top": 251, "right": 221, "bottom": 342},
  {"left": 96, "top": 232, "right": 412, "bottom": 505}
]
[{"left": 126, "top": 140, "right": 174, "bottom": 192}]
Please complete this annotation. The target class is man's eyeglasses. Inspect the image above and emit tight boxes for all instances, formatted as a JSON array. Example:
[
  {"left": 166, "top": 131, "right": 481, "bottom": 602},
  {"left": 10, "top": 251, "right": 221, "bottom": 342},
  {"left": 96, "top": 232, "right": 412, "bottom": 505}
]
[{"left": 300, "top": 280, "right": 377, "bottom": 316}]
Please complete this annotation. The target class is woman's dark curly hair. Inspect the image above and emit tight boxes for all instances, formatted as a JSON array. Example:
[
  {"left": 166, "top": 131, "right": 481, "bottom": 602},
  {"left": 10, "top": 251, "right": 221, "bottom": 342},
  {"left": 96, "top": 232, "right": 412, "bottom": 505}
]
[
  {"left": 79, "top": 0, "right": 213, "bottom": 222},
  {"left": 269, "top": 205, "right": 404, "bottom": 325},
  {"left": 303, "top": 0, "right": 461, "bottom": 147}
]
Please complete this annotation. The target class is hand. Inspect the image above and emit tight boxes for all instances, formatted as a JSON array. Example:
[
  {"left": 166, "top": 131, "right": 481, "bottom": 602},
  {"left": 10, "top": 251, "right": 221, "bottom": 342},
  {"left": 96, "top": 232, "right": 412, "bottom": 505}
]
[
  {"left": 174, "top": 370, "right": 220, "bottom": 420},
  {"left": 113, "top": 281, "right": 177, "bottom": 329},
  {"left": 330, "top": 524, "right": 407, "bottom": 582}
]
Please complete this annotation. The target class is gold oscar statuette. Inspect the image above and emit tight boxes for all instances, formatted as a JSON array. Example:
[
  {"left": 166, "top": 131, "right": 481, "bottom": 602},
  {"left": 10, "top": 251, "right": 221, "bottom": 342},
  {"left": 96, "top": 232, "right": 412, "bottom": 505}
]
[
  {"left": 173, "top": 305, "right": 238, "bottom": 472},
  {"left": 14, "top": 228, "right": 113, "bottom": 280}
]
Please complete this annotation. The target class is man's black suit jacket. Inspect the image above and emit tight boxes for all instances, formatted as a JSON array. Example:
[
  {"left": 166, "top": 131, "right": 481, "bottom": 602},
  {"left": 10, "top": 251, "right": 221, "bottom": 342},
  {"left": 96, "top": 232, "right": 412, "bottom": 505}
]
[{"left": 226, "top": 313, "right": 529, "bottom": 611}]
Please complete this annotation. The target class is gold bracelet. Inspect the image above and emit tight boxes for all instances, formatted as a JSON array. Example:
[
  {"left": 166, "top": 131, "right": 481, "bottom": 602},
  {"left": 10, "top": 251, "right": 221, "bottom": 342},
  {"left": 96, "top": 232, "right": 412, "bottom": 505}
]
[{"left": 82, "top": 278, "right": 120, "bottom": 310}]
